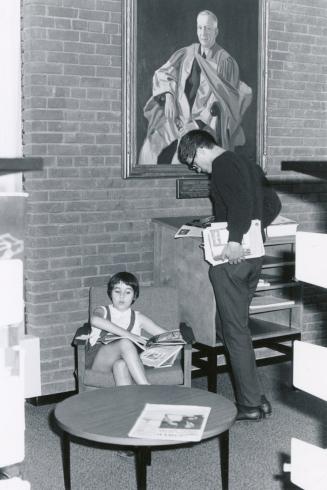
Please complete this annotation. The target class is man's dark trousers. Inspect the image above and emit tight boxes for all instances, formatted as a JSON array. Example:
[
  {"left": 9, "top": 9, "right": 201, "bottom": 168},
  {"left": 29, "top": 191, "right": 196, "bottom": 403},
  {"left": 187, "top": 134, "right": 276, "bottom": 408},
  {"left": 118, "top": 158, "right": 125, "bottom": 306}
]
[{"left": 209, "top": 257, "right": 264, "bottom": 407}]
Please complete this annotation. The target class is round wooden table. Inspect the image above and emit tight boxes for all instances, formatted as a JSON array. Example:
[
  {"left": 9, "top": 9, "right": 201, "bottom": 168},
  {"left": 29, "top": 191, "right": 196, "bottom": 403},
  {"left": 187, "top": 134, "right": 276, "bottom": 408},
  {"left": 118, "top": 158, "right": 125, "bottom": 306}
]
[{"left": 54, "top": 385, "right": 237, "bottom": 490}]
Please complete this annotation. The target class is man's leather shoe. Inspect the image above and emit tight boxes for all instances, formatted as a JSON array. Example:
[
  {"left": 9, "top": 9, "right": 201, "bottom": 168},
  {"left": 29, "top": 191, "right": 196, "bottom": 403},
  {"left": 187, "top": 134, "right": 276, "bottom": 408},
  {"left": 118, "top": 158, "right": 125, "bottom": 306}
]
[
  {"left": 236, "top": 405, "right": 263, "bottom": 421},
  {"left": 261, "top": 395, "right": 272, "bottom": 418}
]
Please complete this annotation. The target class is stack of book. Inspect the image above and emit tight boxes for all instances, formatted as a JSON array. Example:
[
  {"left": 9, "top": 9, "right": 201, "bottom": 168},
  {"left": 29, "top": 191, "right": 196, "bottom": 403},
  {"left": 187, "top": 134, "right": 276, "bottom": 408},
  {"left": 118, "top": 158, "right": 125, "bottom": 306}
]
[{"left": 266, "top": 216, "right": 298, "bottom": 238}]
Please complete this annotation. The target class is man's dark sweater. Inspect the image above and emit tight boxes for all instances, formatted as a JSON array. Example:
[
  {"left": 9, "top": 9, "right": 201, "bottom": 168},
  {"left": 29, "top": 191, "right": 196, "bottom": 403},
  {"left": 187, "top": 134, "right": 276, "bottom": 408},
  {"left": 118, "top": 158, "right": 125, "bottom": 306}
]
[{"left": 210, "top": 151, "right": 281, "bottom": 243}]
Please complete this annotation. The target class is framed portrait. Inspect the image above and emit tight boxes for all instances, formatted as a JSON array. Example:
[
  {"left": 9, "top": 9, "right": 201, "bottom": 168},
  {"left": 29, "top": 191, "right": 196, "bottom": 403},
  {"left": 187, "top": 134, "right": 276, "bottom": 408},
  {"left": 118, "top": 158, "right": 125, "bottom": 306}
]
[{"left": 122, "top": 0, "right": 268, "bottom": 178}]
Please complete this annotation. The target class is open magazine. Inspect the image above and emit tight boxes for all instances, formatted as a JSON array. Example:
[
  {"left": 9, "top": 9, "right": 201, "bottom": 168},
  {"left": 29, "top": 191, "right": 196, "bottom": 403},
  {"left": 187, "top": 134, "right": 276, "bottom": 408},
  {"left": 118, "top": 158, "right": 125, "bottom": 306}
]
[
  {"left": 174, "top": 216, "right": 216, "bottom": 239},
  {"left": 202, "top": 219, "right": 265, "bottom": 266},
  {"left": 128, "top": 403, "right": 211, "bottom": 441},
  {"left": 174, "top": 224, "right": 203, "bottom": 239},
  {"left": 100, "top": 329, "right": 186, "bottom": 368},
  {"left": 140, "top": 345, "right": 183, "bottom": 368}
]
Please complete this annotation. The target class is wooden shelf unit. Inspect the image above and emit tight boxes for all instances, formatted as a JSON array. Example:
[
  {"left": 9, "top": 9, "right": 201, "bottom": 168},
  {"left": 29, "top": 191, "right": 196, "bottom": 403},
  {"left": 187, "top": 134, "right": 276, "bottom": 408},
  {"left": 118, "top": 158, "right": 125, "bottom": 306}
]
[{"left": 153, "top": 218, "right": 303, "bottom": 392}]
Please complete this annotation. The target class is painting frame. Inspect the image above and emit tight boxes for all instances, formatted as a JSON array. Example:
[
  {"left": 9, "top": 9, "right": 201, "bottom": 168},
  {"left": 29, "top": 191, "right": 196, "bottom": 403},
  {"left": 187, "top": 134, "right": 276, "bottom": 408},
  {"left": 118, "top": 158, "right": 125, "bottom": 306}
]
[{"left": 122, "top": 0, "right": 269, "bottom": 179}]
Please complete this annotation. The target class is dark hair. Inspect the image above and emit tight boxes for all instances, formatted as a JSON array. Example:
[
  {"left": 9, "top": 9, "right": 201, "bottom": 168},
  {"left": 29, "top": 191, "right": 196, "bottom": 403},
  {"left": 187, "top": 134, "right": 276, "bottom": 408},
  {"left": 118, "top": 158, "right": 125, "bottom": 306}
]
[
  {"left": 177, "top": 130, "right": 216, "bottom": 165},
  {"left": 107, "top": 272, "right": 139, "bottom": 302}
]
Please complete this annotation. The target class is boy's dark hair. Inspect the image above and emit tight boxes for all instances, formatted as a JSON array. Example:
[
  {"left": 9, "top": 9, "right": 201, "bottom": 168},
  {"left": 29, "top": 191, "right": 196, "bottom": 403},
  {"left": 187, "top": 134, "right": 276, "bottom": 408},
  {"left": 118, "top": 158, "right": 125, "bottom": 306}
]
[
  {"left": 177, "top": 130, "right": 216, "bottom": 165},
  {"left": 107, "top": 272, "right": 140, "bottom": 302}
]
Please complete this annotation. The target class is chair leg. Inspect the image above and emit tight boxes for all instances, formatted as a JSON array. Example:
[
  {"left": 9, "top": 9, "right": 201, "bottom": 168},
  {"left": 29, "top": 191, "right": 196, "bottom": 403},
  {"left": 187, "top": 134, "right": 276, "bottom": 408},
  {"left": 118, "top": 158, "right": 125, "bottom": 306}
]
[{"left": 207, "top": 348, "right": 218, "bottom": 393}]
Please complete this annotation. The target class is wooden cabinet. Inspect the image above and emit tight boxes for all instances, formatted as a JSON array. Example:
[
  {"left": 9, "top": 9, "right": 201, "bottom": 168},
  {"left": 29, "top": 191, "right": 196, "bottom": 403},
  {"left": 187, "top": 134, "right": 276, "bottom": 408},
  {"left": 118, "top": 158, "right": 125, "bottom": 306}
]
[{"left": 153, "top": 217, "right": 302, "bottom": 391}]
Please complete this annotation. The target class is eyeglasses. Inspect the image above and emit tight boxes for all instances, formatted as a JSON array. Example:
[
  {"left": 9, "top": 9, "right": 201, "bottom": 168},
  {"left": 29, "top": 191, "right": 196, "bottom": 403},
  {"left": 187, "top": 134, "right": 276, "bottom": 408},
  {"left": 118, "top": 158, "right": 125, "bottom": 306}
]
[{"left": 188, "top": 150, "right": 198, "bottom": 171}]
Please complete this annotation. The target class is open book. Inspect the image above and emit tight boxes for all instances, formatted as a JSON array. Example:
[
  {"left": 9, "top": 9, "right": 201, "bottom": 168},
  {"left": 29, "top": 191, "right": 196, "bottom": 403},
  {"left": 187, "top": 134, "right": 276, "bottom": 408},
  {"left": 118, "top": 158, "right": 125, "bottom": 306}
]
[
  {"left": 202, "top": 219, "right": 265, "bottom": 266},
  {"left": 100, "top": 329, "right": 186, "bottom": 368}
]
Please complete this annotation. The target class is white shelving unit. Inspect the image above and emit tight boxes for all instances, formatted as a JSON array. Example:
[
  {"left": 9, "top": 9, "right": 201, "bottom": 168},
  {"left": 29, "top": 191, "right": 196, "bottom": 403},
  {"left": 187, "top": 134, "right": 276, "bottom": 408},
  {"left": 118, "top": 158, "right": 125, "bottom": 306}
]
[
  {"left": 284, "top": 340, "right": 327, "bottom": 489},
  {"left": 281, "top": 162, "right": 327, "bottom": 489}
]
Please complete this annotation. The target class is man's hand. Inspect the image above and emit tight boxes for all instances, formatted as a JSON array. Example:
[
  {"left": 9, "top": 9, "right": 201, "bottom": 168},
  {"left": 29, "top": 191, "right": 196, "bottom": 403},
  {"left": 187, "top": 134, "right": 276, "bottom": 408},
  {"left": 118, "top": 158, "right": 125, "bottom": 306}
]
[
  {"left": 221, "top": 242, "right": 245, "bottom": 264},
  {"left": 165, "top": 93, "right": 177, "bottom": 120}
]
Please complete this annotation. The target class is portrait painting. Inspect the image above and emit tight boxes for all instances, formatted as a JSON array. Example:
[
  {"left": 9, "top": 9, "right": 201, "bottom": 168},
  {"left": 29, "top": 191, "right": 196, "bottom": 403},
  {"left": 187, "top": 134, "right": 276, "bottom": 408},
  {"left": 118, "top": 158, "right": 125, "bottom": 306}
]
[{"left": 122, "top": 0, "right": 268, "bottom": 178}]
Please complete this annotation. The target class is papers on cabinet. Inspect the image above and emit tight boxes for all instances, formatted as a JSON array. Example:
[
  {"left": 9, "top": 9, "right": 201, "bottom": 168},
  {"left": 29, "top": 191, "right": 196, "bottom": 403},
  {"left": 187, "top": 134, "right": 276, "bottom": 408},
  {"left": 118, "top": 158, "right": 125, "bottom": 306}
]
[
  {"left": 174, "top": 225, "right": 202, "bottom": 238},
  {"left": 174, "top": 216, "right": 216, "bottom": 238},
  {"left": 266, "top": 215, "right": 298, "bottom": 237}
]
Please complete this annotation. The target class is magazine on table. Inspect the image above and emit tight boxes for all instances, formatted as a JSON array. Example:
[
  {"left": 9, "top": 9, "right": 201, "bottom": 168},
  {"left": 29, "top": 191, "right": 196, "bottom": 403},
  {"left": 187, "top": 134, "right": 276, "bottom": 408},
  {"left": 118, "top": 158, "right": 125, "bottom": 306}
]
[
  {"left": 202, "top": 219, "right": 265, "bottom": 266},
  {"left": 128, "top": 403, "right": 211, "bottom": 441},
  {"left": 100, "top": 329, "right": 186, "bottom": 368}
]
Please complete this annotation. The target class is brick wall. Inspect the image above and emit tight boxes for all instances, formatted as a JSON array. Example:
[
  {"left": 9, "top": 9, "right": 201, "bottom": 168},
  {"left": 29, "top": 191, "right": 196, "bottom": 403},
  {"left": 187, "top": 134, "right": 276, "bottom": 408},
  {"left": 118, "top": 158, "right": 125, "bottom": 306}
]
[
  {"left": 267, "top": 0, "right": 327, "bottom": 344},
  {"left": 22, "top": 0, "right": 327, "bottom": 395}
]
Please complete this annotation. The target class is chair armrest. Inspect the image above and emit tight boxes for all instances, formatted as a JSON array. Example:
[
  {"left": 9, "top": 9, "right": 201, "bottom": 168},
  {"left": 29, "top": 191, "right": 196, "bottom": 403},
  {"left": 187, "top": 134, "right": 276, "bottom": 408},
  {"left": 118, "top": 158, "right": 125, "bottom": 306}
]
[
  {"left": 75, "top": 344, "right": 86, "bottom": 392},
  {"left": 180, "top": 323, "right": 195, "bottom": 344},
  {"left": 72, "top": 323, "right": 91, "bottom": 346},
  {"left": 180, "top": 323, "right": 194, "bottom": 388},
  {"left": 72, "top": 323, "right": 90, "bottom": 392},
  {"left": 182, "top": 343, "right": 192, "bottom": 387}
]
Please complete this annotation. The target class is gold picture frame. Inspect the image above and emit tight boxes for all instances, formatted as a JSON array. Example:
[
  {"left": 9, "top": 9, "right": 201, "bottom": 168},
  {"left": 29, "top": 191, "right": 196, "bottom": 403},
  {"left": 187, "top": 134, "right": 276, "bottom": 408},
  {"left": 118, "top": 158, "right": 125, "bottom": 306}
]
[{"left": 122, "top": 0, "right": 269, "bottom": 178}]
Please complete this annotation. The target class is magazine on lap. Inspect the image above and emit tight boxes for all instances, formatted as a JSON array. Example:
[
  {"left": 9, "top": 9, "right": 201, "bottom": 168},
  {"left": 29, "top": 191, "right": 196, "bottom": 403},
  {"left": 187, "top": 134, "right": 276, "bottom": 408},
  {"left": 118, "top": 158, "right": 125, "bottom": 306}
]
[{"left": 95, "top": 329, "right": 186, "bottom": 369}]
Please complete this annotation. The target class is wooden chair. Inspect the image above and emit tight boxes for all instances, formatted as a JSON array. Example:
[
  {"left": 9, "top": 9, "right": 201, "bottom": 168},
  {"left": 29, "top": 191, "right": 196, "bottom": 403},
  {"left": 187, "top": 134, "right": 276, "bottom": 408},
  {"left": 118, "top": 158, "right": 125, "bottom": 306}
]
[{"left": 73, "top": 285, "right": 193, "bottom": 392}]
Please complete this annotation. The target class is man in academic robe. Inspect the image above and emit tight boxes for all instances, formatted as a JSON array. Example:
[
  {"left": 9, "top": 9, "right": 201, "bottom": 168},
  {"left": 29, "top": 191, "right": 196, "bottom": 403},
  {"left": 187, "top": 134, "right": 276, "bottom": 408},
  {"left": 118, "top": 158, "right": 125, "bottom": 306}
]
[{"left": 138, "top": 10, "right": 252, "bottom": 165}]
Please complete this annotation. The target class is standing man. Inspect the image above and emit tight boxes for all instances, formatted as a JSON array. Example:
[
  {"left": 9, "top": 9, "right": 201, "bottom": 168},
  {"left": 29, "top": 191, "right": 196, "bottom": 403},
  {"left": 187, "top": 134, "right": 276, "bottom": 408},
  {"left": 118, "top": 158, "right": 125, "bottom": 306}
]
[
  {"left": 178, "top": 130, "right": 281, "bottom": 421},
  {"left": 138, "top": 10, "right": 252, "bottom": 165}
]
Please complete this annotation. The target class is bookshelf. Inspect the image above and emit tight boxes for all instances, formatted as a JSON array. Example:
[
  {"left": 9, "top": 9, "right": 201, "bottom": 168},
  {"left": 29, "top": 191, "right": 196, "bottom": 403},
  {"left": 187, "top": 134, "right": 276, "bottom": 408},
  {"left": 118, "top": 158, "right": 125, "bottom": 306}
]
[{"left": 250, "top": 236, "right": 302, "bottom": 333}]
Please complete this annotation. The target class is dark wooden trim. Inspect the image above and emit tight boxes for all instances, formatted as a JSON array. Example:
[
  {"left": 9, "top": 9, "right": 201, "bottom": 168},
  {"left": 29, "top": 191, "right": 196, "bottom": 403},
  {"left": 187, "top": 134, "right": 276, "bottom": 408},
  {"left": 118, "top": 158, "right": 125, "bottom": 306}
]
[
  {"left": 282, "top": 161, "right": 327, "bottom": 178},
  {"left": 0, "top": 157, "right": 43, "bottom": 173},
  {"left": 27, "top": 390, "right": 76, "bottom": 406}
]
